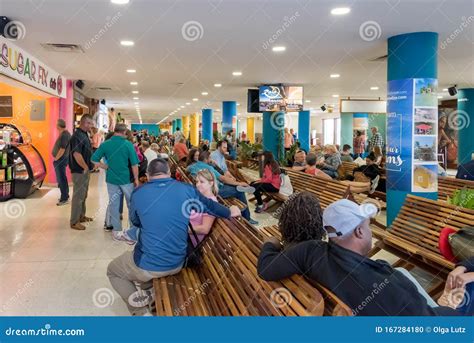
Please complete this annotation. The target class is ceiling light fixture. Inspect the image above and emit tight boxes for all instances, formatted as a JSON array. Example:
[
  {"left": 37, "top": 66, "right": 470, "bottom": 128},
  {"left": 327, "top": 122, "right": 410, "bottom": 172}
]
[
  {"left": 130, "top": 82, "right": 138, "bottom": 85},
  {"left": 232, "top": 71, "right": 242, "bottom": 76},
  {"left": 330, "top": 74, "right": 340, "bottom": 78},
  {"left": 332, "top": 94, "right": 339, "bottom": 98},
  {"left": 331, "top": 7, "right": 351, "bottom": 15},
  {"left": 132, "top": 91, "right": 139, "bottom": 94},
  {"left": 201, "top": 92, "right": 208, "bottom": 95},
  {"left": 370, "top": 86, "right": 379, "bottom": 90},
  {"left": 133, "top": 97, "right": 139, "bottom": 100},
  {"left": 126, "top": 69, "right": 136, "bottom": 73},
  {"left": 120, "top": 40, "right": 134, "bottom": 46},
  {"left": 111, "top": 0, "right": 129, "bottom": 4},
  {"left": 214, "top": 83, "right": 222, "bottom": 87},
  {"left": 305, "top": 100, "right": 311, "bottom": 103},
  {"left": 272, "top": 46, "right": 286, "bottom": 52},
  {"left": 192, "top": 98, "right": 198, "bottom": 101}
]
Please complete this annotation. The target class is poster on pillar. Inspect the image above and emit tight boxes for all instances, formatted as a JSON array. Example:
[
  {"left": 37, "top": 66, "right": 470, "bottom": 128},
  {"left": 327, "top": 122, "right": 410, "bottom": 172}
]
[{"left": 386, "top": 78, "right": 438, "bottom": 194}]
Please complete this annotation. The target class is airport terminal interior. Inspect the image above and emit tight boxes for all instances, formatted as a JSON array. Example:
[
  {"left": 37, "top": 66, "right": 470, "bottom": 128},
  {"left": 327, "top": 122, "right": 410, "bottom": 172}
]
[{"left": 0, "top": 0, "right": 473, "bottom": 317}]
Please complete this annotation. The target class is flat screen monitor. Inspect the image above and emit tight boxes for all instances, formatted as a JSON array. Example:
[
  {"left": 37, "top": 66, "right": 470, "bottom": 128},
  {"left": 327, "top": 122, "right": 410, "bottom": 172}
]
[
  {"left": 259, "top": 85, "right": 303, "bottom": 112},
  {"left": 247, "top": 89, "right": 260, "bottom": 113}
]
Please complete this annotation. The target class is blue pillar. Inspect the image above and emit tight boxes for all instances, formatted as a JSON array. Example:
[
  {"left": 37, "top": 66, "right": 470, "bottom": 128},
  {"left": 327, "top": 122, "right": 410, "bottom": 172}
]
[
  {"left": 202, "top": 109, "right": 213, "bottom": 142},
  {"left": 458, "top": 88, "right": 474, "bottom": 164},
  {"left": 263, "top": 111, "right": 285, "bottom": 161},
  {"left": 222, "top": 101, "right": 236, "bottom": 135},
  {"left": 175, "top": 118, "right": 182, "bottom": 133},
  {"left": 172, "top": 120, "right": 176, "bottom": 134},
  {"left": 386, "top": 32, "right": 438, "bottom": 226},
  {"left": 298, "top": 110, "right": 310, "bottom": 152}
]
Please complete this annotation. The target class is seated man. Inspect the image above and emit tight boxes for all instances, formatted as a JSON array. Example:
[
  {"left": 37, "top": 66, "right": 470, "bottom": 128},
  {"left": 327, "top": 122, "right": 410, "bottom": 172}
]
[
  {"left": 304, "top": 153, "right": 332, "bottom": 179},
  {"left": 107, "top": 158, "right": 241, "bottom": 316},
  {"left": 291, "top": 149, "right": 307, "bottom": 171},
  {"left": 341, "top": 144, "right": 354, "bottom": 162},
  {"left": 210, "top": 140, "right": 232, "bottom": 176},
  {"left": 257, "top": 199, "right": 460, "bottom": 316},
  {"left": 187, "top": 151, "right": 258, "bottom": 225}
]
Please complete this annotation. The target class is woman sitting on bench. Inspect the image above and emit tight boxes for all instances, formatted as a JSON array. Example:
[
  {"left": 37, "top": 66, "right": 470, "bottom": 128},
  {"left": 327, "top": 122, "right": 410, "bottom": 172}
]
[{"left": 250, "top": 151, "right": 281, "bottom": 213}]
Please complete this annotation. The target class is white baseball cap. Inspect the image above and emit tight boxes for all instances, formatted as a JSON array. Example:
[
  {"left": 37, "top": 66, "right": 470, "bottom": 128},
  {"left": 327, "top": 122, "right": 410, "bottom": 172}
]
[{"left": 323, "top": 199, "right": 378, "bottom": 238}]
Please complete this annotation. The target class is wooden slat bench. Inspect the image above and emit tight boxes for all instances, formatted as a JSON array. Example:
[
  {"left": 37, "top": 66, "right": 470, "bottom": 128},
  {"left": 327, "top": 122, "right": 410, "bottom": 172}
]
[
  {"left": 282, "top": 168, "right": 352, "bottom": 209},
  {"left": 438, "top": 176, "right": 474, "bottom": 201},
  {"left": 153, "top": 217, "right": 326, "bottom": 316},
  {"left": 370, "top": 194, "right": 474, "bottom": 288},
  {"left": 338, "top": 161, "right": 359, "bottom": 180}
]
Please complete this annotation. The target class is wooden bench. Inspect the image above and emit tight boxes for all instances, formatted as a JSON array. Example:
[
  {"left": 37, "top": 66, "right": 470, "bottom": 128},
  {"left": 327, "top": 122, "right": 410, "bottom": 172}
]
[
  {"left": 337, "top": 161, "right": 359, "bottom": 180},
  {"left": 282, "top": 168, "right": 352, "bottom": 209},
  {"left": 153, "top": 217, "right": 326, "bottom": 316},
  {"left": 369, "top": 194, "right": 474, "bottom": 295},
  {"left": 438, "top": 176, "right": 474, "bottom": 202}
]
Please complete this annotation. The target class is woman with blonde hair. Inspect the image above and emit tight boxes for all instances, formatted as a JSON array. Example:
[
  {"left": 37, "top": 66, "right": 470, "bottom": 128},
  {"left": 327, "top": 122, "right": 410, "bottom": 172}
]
[{"left": 317, "top": 144, "right": 342, "bottom": 179}]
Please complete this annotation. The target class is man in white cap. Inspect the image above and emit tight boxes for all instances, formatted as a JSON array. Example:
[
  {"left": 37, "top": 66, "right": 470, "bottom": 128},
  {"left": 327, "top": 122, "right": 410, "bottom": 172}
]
[{"left": 257, "top": 199, "right": 460, "bottom": 316}]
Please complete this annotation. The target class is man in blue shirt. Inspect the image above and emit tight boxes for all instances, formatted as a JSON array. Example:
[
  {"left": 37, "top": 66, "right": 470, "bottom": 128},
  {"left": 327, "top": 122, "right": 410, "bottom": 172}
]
[
  {"left": 187, "top": 150, "right": 258, "bottom": 225},
  {"left": 107, "top": 158, "right": 240, "bottom": 316},
  {"left": 210, "top": 140, "right": 229, "bottom": 174}
]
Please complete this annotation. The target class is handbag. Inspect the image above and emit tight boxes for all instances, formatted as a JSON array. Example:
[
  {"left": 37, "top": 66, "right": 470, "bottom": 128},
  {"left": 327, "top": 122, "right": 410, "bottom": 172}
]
[
  {"left": 449, "top": 227, "right": 474, "bottom": 262},
  {"left": 183, "top": 223, "right": 209, "bottom": 268}
]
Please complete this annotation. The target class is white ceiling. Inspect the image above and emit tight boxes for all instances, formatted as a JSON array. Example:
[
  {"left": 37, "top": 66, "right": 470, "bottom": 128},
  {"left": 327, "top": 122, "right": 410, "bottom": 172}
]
[{"left": 1, "top": 0, "right": 473, "bottom": 123}]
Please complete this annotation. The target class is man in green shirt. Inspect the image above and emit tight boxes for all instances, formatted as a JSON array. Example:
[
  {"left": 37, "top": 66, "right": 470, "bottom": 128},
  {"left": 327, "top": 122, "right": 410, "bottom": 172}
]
[{"left": 92, "top": 124, "right": 139, "bottom": 242}]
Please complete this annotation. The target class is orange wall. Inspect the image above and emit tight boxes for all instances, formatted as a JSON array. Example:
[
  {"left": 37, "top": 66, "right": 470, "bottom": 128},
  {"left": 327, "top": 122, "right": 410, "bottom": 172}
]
[{"left": 0, "top": 81, "right": 54, "bottom": 180}]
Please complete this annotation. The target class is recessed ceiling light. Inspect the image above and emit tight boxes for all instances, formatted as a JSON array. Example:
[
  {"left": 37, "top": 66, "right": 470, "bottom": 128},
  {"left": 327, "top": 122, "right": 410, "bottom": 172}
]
[
  {"left": 134, "top": 102, "right": 139, "bottom": 105},
  {"left": 186, "top": 102, "right": 191, "bottom": 105},
  {"left": 180, "top": 106, "right": 185, "bottom": 108},
  {"left": 126, "top": 69, "right": 136, "bottom": 73},
  {"left": 332, "top": 94, "right": 339, "bottom": 98},
  {"left": 272, "top": 46, "right": 286, "bottom": 52},
  {"left": 111, "top": 0, "right": 129, "bottom": 4},
  {"left": 437, "top": 96, "right": 443, "bottom": 99},
  {"left": 232, "top": 71, "right": 242, "bottom": 76},
  {"left": 442, "top": 88, "right": 448, "bottom": 92},
  {"left": 331, "top": 7, "right": 351, "bottom": 15},
  {"left": 215, "top": 109, "right": 220, "bottom": 111},
  {"left": 305, "top": 100, "right": 311, "bottom": 103},
  {"left": 370, "top": 86, "right": 379, "bottom": 90},
  {"left": 330, "top": 74, "right": 340, "bottom": 78},
  {"left": 201, "top": 92, "right": 208, "bottom": 96},
  {"left": 133, "top": 97, "right": 139, "bottom": 100},
  {"left": 132, "top": 91, "right": 139, "bottom": 94},
  {"left": 192, "top": 98, "right": 198, "bottom": 101},
  {"left": 237, "top": 103, "right": 240, "bottom": 106},
  {"left": 130, "top": 82, "right": 138, "bottom": 85},
  {"left": 120, "top": 40, "right": 134, "bottom": 46},
  {"left": 214, "top": 83, "right": 222, "bottom": 87}
]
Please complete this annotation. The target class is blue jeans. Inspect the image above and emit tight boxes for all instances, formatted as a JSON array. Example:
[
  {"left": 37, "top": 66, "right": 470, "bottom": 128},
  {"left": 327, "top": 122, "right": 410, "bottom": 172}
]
[
  {"left": 125, "top": 225, "right": 140, "bottom": 241},
  {"left": 53, "top": 158, "right": 69, "bottom": 202},
  {"left": 106, "top": 183, "right": 134, "bottom": 231},
  {"left": 322, "top": 169, "right": 338, "bottom": 179},
  {"left": 218, "top": 184, "right": 250, "bottom": 220}
]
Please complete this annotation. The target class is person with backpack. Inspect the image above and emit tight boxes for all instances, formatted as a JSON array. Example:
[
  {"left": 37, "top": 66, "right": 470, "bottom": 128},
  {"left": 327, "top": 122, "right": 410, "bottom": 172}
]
[
  {"left": 107, "top": 158, "right": 241, "bottom": 316},
  {"left": 250, "top": 151, "right": 281, "bottom": 213}
]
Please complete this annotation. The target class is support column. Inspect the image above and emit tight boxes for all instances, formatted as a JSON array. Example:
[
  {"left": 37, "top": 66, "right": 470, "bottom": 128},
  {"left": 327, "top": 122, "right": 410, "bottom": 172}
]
[
  {"left": 222, "top": 101, "right": 236, "bottom": 135},
  {"left": 263, "top": 111, "right": 285, "bottom": 161},
  {"left": 247, "top": 117, "right": 255, "bottom": 143},
  {"left": 386, "top": 32, "right": 438, "bottom": 225},
  {"left": 175, "top": 118, "right": 182, "bottom": 134},
  {"left": 182, "top": 115, "right": 190, "bottom": 140},
  {"left": 457, "top": 88, "right": 474, "bottom": 164},
  {"left": 298, "top": 110, "right": 310, "bottom": 152},
  {"left": 202, "top": 109, "right": 213, "bottom": 142},
  {"left": 172, "top": 120, "right": 176, "bottom": 134},
  {"left": 190, "top": 113, "right": 199, "bottom": 147}
]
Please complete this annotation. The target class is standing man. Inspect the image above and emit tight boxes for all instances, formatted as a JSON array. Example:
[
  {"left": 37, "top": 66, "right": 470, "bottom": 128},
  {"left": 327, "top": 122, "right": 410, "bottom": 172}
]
[
  {"left": 174, "top": 127, "right": 184, "bottom": 143},
  {"left": 92, "top": 123, "right": 139, "bottom": 242},
  {"left": 52, "top": 119, "right": 71, "bottom": 206},
  {"left": 69, "top": 114, "right": 94, "bottom": 230},
  {"left": 368, "top": 127, "right": 383, "bottom": 153}
]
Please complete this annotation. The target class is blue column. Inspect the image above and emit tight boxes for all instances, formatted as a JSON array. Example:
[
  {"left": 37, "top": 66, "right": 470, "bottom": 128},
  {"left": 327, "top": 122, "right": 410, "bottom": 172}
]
[
  {"left": 386, "top": 32, "right": 438, "bottom": 226},
  {"left": 175, "top": 118, "right": 182, "bottom": 133},
  {"left": 263, "top": 111, "right": 285, "bottom": 161},
  {"left": 222, "top": 101, "right": 236, "bottom": 135},
  {"left": 457, "top": 88, "right": 474, "bottom": 164},
  {"left": 298, "top": 110, "right": 310, "bottom": 152},
  {"left": 202, "top": 109, "right": 213, "bottom": 142}
]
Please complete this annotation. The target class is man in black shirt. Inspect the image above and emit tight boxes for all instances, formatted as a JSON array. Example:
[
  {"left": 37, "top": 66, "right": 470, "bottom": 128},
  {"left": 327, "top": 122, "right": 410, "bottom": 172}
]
[
  {"left": 69, "top": 114, "right": 94, "bottom": 230},
  {"left": 52, "top": 119, "right": 71, "bottom": 206},
  {"left": 258, "top": 199, "right": 459, "bottom": 316}
]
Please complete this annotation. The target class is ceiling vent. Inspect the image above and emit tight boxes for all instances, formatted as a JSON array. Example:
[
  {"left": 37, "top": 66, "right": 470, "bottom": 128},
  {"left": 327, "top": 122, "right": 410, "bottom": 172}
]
[
  {"left": 369, "top": 54, "right": 387, "bottom": 62},
  {"left": 41, "top": 43, "right": 85, "bottom": 53},
  {"left": 94, "top": 87, "right": 113, "bottom": 91}
]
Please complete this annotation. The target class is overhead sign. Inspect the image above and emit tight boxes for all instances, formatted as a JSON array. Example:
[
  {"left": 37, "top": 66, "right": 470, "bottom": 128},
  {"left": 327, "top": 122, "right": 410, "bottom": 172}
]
[{"left": 0, "top": 36, "right": 66, "bottom": 98}]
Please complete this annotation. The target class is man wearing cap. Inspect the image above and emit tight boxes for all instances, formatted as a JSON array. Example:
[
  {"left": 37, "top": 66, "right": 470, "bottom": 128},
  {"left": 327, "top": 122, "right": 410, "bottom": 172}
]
[
  {"left": 257, "top": 199, "right": 460, "bottom": 316},
  {"left": 52, "top": 119, "right": 71, "bottom": 206}
]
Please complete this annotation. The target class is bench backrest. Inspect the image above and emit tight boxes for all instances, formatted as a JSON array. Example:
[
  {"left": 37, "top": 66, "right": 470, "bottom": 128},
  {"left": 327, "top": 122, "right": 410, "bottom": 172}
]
[
  {"left": 282, "top": 168, "right": 351, "bottom": 209},
  {"left": 438, "top": 176, "right": 474, "bottom": 201},
  {"left": 389, "top": 194, "right": 474, "bottom": 268},
  {"left": 338, "top": 161, "right": 358, "bottom": 179}
]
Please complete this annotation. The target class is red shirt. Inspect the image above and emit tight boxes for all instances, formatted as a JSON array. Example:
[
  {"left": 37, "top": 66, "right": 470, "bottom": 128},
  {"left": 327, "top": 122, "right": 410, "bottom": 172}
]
[
  {"left": 260, "top": 165, "right": 281, "bottom": 189},
  {"left": 173, "top": 142, "right": 188, "bottom": 161}
]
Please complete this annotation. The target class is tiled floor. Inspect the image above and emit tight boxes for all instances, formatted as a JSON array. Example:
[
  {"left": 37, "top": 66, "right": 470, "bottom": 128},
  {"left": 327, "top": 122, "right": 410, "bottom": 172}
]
[{"left": 0, "top": 168, "right": 439, "bottom": 316}]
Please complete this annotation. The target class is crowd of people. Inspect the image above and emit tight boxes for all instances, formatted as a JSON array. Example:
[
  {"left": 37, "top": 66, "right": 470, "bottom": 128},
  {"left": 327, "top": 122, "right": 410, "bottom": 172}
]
[{"left": 50, "top": 119, "right": 473, "bottom": 317}]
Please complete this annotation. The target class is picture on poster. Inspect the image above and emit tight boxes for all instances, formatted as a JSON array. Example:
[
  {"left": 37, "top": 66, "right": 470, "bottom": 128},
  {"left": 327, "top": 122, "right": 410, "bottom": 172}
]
[
  {"left": 414, "top": 122, "right": 435, "bottom": 135},
  {"left": 438, "top": 108, "right": 458, "bottom": 166},
  {"left": 414, "top": 108, "right": 437, "bottom": 121},
  {"left": 412, "top": 164, "right": 438, "bottom": 192},
  {"left": 414, "top": 78, "right": 438, "bottom": 107},
  {"left": 413, "top": 136, "right": 436, "bottom": 162}
]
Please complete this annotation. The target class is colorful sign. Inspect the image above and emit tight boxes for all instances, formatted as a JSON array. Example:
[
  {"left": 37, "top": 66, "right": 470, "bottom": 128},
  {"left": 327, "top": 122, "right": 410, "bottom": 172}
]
[
  {"left": 259, "top": 85, "right": 303, "bottom": 112},
  {"left": 0, "top": 36, "right": 66, "bottom": 98},
  {"left": 386, "top": 78, "right": 438, "bottom": 194}
]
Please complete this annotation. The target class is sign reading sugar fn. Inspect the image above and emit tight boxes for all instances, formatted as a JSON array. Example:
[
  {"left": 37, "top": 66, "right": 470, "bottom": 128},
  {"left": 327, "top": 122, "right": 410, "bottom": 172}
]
[{"left": 0, "top": 36, "right": 66, "bottom": 98}]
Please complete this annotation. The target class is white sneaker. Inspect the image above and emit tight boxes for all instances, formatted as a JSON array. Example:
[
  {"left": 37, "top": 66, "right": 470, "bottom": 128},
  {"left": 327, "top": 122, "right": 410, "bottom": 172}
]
[
  {"left": 129, "top": 288, "right": 155, "bottom": 308},
  {"left": 122, "top": 230, "right": 137, "bottom": 245},
  {"left": 236, "top": 185, "right": 256, "bottom": 193},
  {"left": 370, "top": 175, "right": 380, "bottom": 194},
  {"left": 112, "top": 231, "right": 135, "bottom": 245}
]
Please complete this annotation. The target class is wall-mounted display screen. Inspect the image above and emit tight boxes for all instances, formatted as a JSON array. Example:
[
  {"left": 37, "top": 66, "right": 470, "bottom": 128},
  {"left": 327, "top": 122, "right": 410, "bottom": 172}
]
[{"left": 259, "top": 85, "right": 303, "bottom": 112}]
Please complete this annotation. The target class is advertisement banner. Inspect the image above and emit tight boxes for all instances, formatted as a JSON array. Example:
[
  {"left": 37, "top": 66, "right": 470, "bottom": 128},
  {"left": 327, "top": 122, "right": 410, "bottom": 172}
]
[{"left": 0, "top": 36, "right": 66, "bottom": 98}]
